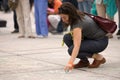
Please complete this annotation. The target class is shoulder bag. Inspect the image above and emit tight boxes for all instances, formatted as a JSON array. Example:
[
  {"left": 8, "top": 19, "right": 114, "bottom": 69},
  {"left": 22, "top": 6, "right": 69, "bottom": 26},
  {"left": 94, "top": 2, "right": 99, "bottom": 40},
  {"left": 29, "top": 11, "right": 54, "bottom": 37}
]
[{"left": 84, "top": 12, "right": 117, "bottom": 33}]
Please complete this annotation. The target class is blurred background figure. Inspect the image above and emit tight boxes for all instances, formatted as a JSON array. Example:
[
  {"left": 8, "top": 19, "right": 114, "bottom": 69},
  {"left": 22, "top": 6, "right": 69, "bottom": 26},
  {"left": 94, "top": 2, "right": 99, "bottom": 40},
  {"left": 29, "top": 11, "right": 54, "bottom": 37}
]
[
  {"left": 16, "top": 0, "right": 35, "bottom": 38},
  {"left": 11, "top": 10, "right": 19, "bottom": 33},
  {"left": 0, "top": 0, "right": 2, "bottom": 11},
  {"left": 47, "top": 0, "right": 63, "bottom": 34},
  {"left": 95, "top": 0, "right": 117, "bottom": 38},
  {"left": 2, "top": 0, "right": 10, "bottom": 12},
  {"left": 116, "top": 0, "right": 120, "bottom": 36},
  {"left": 62, "top": 0, "right": 78, "bottom": 9},
  {"left": 34, "top": 0, "right": 48, "bottom": 37},
  {"left": 0, "top": 0, "right": 10, "bottom": 12},
  {"left": 77, "top": 0, "right": 93, "bottom": 13}
]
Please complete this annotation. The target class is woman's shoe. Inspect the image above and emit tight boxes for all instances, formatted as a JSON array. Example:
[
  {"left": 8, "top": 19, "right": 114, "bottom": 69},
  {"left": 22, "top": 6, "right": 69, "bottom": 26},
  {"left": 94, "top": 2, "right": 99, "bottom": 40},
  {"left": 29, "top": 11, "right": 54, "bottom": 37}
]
[
  {"left": 74, "top": 60, "right": 90, "bottom": 68},
  {"left": 88, "top": 58, "right": 106, "bottom": 68}
]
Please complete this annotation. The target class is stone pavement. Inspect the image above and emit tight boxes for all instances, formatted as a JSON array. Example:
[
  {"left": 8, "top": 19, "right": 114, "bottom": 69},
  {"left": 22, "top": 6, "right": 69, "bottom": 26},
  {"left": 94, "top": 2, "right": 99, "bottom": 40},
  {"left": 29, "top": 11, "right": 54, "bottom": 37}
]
[{"left": 0, "top": 11, "right": 120, "bottom": 80}]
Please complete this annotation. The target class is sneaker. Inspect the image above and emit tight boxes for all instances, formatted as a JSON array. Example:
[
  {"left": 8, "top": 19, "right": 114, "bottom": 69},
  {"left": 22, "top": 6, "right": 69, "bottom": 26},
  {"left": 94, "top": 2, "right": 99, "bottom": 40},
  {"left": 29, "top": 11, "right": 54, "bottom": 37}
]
[{"left": 116, "top": 30, "right": 120, "bottom": 35}]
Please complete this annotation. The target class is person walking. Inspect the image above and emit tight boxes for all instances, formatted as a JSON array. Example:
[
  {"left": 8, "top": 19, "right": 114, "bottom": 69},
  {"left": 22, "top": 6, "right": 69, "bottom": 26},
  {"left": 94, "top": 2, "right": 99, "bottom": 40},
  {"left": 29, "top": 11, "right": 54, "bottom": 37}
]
[
  {"left": 15, "top": 0, "right": 35, "bottom": 38},
  {"left": 34, "top": 0, "right": 48, "bottom": 37},
  {"left": 58, "top": 2, "right": 109, "bottom": 71}
]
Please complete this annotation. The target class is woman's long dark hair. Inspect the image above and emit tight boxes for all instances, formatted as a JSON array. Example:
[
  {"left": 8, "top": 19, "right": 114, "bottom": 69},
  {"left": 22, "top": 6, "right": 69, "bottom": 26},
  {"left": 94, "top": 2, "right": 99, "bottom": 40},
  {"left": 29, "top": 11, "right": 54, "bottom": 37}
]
[{"left": 59, "top": 2, "right": 85, "bottom": 26}]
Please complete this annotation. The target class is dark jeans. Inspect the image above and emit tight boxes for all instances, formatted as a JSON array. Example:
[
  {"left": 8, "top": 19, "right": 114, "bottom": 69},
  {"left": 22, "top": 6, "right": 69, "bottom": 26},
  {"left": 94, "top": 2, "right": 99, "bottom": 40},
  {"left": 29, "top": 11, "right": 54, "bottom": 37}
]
[
  {"left": 63, "top": 33, "right": 108, "bottom": 61},
  {"left": 2, "top": 0, "right": 9, "bottom": 12}
]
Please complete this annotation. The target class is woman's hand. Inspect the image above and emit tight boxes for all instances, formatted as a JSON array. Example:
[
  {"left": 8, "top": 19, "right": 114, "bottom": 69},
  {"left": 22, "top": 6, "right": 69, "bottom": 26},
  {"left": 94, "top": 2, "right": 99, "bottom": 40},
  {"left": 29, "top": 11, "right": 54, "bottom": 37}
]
[{"left": 64, "top": 62, "right": 74, "bottom": 72}]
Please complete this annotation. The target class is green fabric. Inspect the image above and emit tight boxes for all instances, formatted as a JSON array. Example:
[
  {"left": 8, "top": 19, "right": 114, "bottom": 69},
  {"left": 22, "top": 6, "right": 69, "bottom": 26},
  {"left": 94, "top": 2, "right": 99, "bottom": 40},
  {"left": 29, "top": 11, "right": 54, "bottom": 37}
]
[
  {"left": 92, "top": 0, "right": 117, "bottom": 19},
  {"left": 103, "top": 0, "right": 117, "bottom": 19},
  {"left": 91, "top": 0, "right": 98, "bottom": 15}
]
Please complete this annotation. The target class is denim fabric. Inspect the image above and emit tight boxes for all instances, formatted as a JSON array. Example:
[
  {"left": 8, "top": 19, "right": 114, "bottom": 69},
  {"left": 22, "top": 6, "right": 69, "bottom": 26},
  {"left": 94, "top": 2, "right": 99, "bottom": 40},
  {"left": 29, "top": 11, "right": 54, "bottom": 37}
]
[
  {"left": 63, "top": 33, "right": 108, "bottom": 61},
  {"left": 34, "top": 0, "right": 48, "bottom": 36},
  {"left": 78, "top": 0, "right": 92, "bottom": 13}
]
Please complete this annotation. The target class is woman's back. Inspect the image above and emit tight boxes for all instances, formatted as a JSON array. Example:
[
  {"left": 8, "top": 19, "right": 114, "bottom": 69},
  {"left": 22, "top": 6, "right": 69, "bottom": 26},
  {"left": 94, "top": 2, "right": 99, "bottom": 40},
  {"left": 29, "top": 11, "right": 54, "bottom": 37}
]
[{"left": 71, "top": 15, "right": 106, "bottom": 39}]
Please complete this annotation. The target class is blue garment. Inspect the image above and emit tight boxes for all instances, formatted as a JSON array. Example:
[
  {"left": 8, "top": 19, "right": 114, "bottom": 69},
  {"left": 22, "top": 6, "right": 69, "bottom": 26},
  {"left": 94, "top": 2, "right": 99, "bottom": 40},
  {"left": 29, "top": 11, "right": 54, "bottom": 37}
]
[
  {"left": 63, "top": 33, "right": 108, "bottom": 61},
  {"left": 34, "top": 0, "right": 48, "bottom": 36},
  {"left": 78, "top": 0, "right": 92, "bottom": 13}
]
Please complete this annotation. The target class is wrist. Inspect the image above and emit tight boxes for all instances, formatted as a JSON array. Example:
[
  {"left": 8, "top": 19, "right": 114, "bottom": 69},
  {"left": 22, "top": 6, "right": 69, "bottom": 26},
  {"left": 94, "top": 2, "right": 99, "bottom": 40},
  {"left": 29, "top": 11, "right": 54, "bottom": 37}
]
[{"left": 68, "top": 61, "right": 74, "bottom": 67}]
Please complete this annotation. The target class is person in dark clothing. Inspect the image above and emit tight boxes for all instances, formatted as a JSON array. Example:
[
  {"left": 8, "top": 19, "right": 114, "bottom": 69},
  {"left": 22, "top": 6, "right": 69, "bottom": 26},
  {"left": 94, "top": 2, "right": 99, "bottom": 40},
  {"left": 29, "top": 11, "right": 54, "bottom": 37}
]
[
  {"left": 2, "top": 0, "right": 10, "bottom": 12},
  {"left": 62, "top": 0, "right": 78, "bottom": 9},
  {"left": 11, "top": 0, "right": 34, "bottom": 33},
  {"left": 11, "top": 10, "right": 19, "bottom": 33}
]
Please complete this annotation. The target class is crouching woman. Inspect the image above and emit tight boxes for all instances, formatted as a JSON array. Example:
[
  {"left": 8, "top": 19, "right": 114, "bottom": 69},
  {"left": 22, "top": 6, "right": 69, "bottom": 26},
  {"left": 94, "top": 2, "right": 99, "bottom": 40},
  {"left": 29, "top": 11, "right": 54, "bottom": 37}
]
[{"left": 58, "top": 2, "right": 109, "bottom": 71}]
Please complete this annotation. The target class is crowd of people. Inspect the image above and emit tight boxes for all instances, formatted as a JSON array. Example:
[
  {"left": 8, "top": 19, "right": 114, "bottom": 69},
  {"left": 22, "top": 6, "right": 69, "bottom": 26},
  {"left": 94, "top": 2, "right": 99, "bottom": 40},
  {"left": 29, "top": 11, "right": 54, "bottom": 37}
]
[
  {"left": 0, "top": 0, "right": 120, "bottom": 71},
  {"left": 0, "top": 0, "right": 119, "bottom": 37}
]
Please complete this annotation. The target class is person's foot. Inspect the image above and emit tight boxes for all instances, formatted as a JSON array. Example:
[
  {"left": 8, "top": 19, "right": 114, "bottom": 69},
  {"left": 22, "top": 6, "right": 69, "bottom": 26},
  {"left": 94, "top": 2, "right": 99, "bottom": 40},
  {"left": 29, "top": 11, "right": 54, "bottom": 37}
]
[
  {"left": 116, "top": 30, "right": 120, "bottom": 35},
  {"left": 18, "top": 35, "right": 25, "bottom": 38},
  {"left": 50, "top": 30, "right": 63, "bottom": 35},
  {"left": 11, "top": 30, "right": 19, "bottom": 33},
  {"left": 74, "top": 60, "right": 90, "bottom": 68},
  {"left": 37, "top": 35, "right": 48, "bottom": 38},
  {"left": 106, "top": 33, "right": 113, "bottom": 38},
  {"left": 28, "top": 36, "right": 36, "bottom": 39},
  {"left": 88, "top": 58, "right": 106, "bottom": 68}
]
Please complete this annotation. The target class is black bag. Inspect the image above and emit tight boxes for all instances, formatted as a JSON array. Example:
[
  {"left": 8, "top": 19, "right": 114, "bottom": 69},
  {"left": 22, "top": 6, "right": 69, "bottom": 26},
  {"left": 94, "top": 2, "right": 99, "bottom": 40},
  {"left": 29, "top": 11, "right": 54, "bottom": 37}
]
[
  {"left": 84, "top": 13, "right": 117, "bottom": 33},
  {"left": 0, "top": 20, "right": 7, "bottom": 27},
  {"left": 8, "top": 0, "right": 18, "bottom": 10}
]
